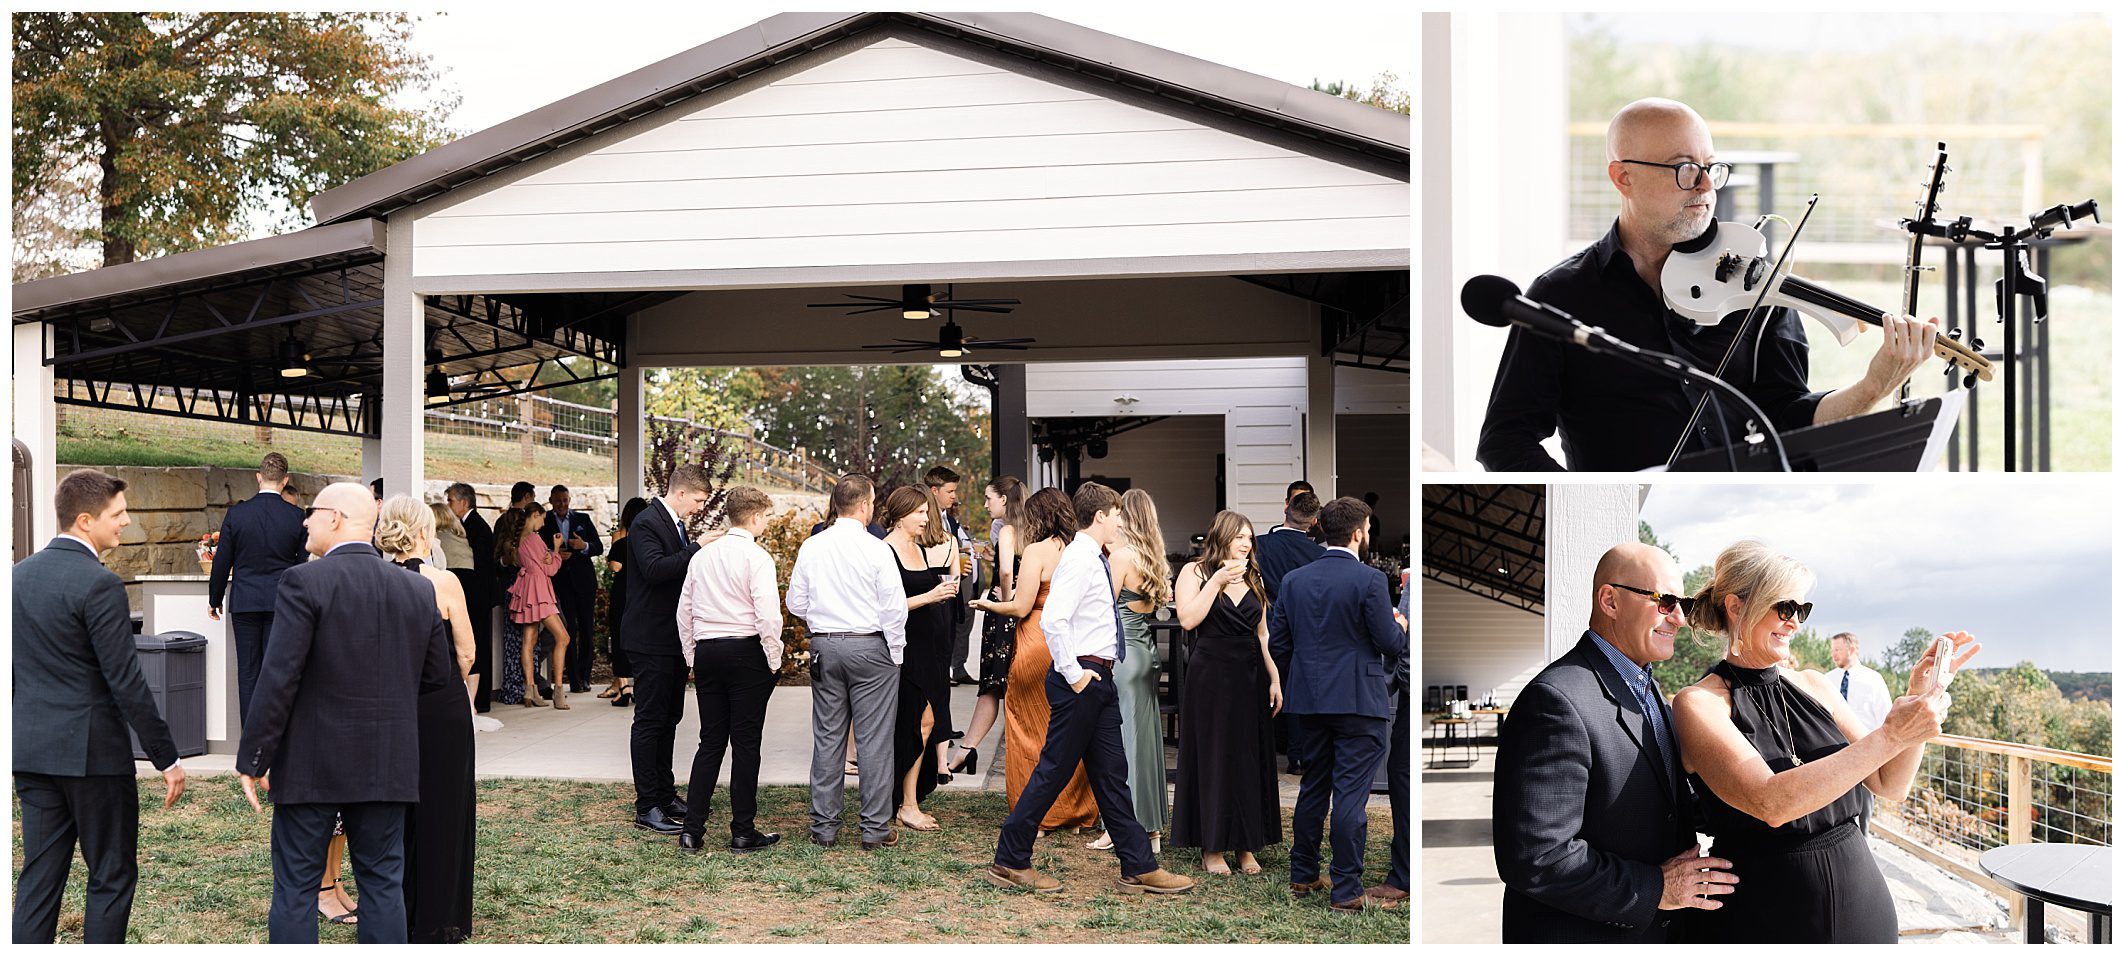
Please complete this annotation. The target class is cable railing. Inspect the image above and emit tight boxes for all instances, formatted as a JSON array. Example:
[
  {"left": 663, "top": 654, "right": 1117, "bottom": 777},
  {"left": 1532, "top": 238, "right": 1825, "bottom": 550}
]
[{"left": 1874, "top": 734, "right": 2110, "bottom": 934}]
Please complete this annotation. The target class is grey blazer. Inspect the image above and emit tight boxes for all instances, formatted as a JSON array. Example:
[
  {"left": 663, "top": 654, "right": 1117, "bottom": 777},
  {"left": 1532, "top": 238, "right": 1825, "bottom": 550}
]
[{"left": 13, "top": 537, "right": 179, "bottom": 775}]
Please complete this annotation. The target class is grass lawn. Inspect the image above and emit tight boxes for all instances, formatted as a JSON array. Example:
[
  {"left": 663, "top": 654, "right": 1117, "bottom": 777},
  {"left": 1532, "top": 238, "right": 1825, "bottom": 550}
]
[{"left": 13, "top": 778, "right": 1409, "bottom": 944}]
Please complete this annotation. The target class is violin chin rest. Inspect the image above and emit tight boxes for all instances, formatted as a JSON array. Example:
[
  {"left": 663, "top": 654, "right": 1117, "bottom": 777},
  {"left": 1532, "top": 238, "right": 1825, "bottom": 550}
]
[{"left": 1672, "top": 221, "right": 1722, "bottom": 255}]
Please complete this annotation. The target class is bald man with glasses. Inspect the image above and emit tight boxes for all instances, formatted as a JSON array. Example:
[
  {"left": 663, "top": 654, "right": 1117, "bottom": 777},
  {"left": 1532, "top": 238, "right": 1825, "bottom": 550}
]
[
  {"left": 1492, "top": 542, "right": 1734, "bottom": 942},
  {"left": 1478, "top": 97, "right": 1939, "bottom": 472}
]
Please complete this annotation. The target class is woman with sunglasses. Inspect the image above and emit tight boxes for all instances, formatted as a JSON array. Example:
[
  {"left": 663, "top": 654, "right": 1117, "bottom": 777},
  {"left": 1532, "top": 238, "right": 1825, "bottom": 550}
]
[{"left": 1670, "top": 541, "right": 1979, "bottom": 942}]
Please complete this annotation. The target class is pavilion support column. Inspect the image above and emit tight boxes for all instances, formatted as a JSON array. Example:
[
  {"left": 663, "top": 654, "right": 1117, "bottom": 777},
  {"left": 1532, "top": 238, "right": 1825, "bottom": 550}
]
[
  {"left": 14, "top": 321, "right": 58, "bottom": 546},
  {"left": 1542, "top": 483, "right": 1643, "bottom": 663},
  {"left": 361, "top": 438, "right": 383, "bottom": 485},
  {"left": 378, "top": 217, "right": 424, "bottom": 499},
  {"left": 1305, "top": 349, "right": 1337, "bottom": 498},
  {"left": 617, "top": 361, "right": 643, "bottom": 500},
  {"left": 995, "top": 363, "right": 1028, "bottom": 486}
]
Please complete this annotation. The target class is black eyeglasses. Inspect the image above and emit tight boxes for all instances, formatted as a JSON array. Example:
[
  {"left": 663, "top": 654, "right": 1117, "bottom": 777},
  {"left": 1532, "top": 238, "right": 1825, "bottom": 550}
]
[
  {"left": 1618, "top": 159, "right": 1733, "bottom": 190},
  {"left": 1607, "top": 582, "right": 1694, "bottom": 615},
  {"left": 1771, "top": 600, "right": 1814, "bottom": 624}
]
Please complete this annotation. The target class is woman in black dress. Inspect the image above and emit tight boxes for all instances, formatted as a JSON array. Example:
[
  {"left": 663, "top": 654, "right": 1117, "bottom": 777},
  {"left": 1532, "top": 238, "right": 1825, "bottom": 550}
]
[
  {"left": 376, "top": 496, "right": 477, "bottom": 944},
  {"left": 600, "top": 497, "right": 648, "bottom": 706},
  {"left": 1673, "top": 541, "right": 1977, "bottom": 943},
  {"left": 1170, "top": 510, "right": 1284, "bottom": 876},
  {"left": 880, "top": 486, "right": 960, "bottom": 832},
  {"left": 947, "top": 476, "right": 1024, "bottom": 777}
]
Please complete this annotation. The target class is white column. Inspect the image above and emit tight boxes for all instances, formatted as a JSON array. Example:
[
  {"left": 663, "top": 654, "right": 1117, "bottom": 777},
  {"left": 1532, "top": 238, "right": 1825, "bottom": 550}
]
[
  {"left": 1305, "top": 349, "right": 1337, "bottom": 498},
  {"left": 1418, "top": 12, "right": 1456, "bottom": 469},
  {"left": 1542, "top": 483, "right": 1644, "bottom": 661},
  {"left": 617, "top": 359, "right": 643, "bottom": 501},
  {"left": 378, "top": 215, "right": 424, "bottom": 498},
  {"left": 13, "top": 321, "right": 58, "bottom": 546},
  {"left": 1437, "top": 13, "right": 1567, "bottom": 469}
]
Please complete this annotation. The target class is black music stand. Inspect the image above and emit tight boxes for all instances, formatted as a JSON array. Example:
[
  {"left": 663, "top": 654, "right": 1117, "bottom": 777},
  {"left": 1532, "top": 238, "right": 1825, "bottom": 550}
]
[{"left": 1668, "top": 395, "right": 1962, "bottom": 472}]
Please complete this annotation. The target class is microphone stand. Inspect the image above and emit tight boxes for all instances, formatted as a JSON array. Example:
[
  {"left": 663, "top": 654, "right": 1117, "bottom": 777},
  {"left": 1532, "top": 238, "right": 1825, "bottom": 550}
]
[{"left": 1566, "top": 324, "right": 1791, "bottom": 472}]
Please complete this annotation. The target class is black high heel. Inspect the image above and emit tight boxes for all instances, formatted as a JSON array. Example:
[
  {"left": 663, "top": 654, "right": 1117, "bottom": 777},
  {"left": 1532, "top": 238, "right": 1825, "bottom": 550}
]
[
  {"left": 948, "top": 747, "right": 979, "bottom": 776},
  {"left": 612, "top": 690, "right": 632, "bottom": 707}
]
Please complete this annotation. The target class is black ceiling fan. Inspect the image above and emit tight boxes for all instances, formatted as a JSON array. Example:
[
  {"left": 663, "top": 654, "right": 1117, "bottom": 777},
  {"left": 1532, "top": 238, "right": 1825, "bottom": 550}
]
[
  {"left": 862, "top": 315, "right": 1034, "bottom": 357},
  {"left": 807, "top": 282, "right": 1019, "bottom": 319}
]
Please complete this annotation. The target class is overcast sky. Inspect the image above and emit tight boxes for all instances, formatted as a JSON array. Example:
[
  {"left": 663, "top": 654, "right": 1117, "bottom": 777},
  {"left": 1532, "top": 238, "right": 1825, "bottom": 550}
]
[
  {"left": 1637, "top": 482, "right": 2112, "bottom": 673},
  {"left": 405, "top": 6, "right": 1414, "bottom": 137}
]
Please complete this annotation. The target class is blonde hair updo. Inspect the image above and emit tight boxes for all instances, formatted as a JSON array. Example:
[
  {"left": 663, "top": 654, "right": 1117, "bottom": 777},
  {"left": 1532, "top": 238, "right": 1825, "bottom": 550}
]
[
  {"left": 1684, "top": 540, "right": 1815, "bottom": 656},
  {"left": 377, "top": 493, "right": 438, "bottom": 560}
]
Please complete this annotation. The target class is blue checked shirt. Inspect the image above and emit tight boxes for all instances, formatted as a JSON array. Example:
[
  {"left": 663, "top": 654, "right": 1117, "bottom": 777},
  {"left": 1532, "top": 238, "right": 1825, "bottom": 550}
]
[{"left": 1588, "top": 629, "right": 1678, "bottom": 778}]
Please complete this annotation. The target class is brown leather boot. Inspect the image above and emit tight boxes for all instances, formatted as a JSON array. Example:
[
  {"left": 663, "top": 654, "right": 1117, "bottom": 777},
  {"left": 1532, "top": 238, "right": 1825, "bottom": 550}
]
[
  {"left": 984, "top": 864, "right": 1061, "bottom": 893},
  {"left": 1117, "top": 868, "right": 1194, "bottom": 895}
]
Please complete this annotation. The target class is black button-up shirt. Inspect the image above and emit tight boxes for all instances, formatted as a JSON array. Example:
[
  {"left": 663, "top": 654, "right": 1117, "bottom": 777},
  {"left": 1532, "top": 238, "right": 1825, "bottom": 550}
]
[{"left": 1477, "top": 220, "right": 1827, "bottom": 472}]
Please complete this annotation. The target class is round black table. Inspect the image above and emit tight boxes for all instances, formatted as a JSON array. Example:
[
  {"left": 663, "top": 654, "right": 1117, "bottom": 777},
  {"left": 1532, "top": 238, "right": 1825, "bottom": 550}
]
[{"left": 1979, "top": 843, "right": 2111, "bottom": 943}]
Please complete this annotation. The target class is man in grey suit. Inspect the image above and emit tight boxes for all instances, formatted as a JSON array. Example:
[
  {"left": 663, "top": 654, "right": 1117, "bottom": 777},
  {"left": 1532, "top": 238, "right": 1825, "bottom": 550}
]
[
  {"left": 13, "top": 469, "right": 188, "bottom": 943},
  {"left": 236, "top": 482, "right": 456, "bottom": 944},
  {"left": 786, "top": 474, "right": 907, "bottom": 850},
  {"left": 1492, "top": 542, "right": 1736, "bottom": 942}
]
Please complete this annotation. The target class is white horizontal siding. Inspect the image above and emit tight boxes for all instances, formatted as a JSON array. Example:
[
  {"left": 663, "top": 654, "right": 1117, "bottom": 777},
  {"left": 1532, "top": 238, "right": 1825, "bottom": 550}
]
[
  {"left": 1420, "top": 578, "right": 1547, "bottom": 708},
  {"left": 411, "top": 35, "right": 1407, "bottom": 278},
  {"left": 1024, "top": 358, "right": 1306, "bottom": 416}
]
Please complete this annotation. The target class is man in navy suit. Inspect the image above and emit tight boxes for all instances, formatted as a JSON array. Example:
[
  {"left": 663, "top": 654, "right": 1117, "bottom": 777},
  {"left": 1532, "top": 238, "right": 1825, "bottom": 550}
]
[
  {"left": 13, "top": 470, "right": 189, "bottom": 943},
  {"left": 1268, "top": 496, "right": 1407, "bottom": 914},
  {"left": 541, "top": 485, "right": 604, "bottom": 694},
  {"left": 236, "top": 482, "right": 456, "bottom": 944},
  {"left": 208, "top": 452, "right": 310, "bottom": 725},
  {"left": 1258, "top": 491, "right": 1326, "bottom": 774}
]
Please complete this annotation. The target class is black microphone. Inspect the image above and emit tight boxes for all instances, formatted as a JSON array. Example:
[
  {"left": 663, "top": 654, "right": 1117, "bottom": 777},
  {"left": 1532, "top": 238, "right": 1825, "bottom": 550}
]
[{"left": 1460, "top": 274, "right": 1587, "bottom": 343}]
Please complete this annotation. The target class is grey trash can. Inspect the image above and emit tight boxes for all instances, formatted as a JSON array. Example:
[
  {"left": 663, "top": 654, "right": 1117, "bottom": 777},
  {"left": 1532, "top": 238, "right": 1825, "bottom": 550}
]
[{"left": 130, "top": 631, "right": 208, "bottom": 760}]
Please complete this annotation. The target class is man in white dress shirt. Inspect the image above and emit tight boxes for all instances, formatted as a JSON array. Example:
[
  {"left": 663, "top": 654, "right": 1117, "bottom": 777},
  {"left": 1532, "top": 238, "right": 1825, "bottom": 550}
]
[
  {"left": 1828, "top": 632, "right": 1892, "bottom": 731},
  {"left": 787, "top": 474, "right": 908, "bottom": 850},
  {"left": 675, "top": 486, "right": 786, "bottom": 854},
  {"left": 985, "top": 482, "right": 1193, "bottom": 896},
  {"left": 1829, "top": 631, "right": 1892, "bottom": 834}
]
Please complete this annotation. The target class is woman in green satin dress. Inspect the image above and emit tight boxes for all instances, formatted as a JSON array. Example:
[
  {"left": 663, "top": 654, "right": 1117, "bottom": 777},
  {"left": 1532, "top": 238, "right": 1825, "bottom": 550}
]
[{"left": 1088, "top": 487, "right": 1174, "bottom": 853}]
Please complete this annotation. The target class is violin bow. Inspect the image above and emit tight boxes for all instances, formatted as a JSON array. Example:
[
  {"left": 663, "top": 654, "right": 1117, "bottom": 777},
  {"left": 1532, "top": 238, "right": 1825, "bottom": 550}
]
[{"left": 1900, "top": 143, "right": 1951, "bottom": 404}]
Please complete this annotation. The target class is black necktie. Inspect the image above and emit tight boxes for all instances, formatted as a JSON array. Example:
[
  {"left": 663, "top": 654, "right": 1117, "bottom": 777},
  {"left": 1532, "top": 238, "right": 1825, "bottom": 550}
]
[
  {"left": 1840, "top": 670, "right": 1851, "bottom": 699},
  {"left": 1098, "top": 551, "right": 1125, "bottom": 664}
]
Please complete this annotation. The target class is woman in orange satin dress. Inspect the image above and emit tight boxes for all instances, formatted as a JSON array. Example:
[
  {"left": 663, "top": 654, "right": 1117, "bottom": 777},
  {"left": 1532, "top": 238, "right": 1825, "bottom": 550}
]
[{"left": 971, "top": 487, "right": 1098, "bottom": 831}]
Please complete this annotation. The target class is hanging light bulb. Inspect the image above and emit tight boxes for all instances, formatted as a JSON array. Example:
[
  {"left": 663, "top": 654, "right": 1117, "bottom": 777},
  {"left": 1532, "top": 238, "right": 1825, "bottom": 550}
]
[{"left": 277, "top": 329, "right": 310, "bottom": 378}]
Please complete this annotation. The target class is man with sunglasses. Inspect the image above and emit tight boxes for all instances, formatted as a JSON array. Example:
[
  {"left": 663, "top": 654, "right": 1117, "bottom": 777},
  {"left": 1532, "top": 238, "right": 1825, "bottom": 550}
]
[
  {"left": 1478, "top": 97, "right": 1939, "bottom": 471},
  {"left": 1494, "top": 541, "right": 1736, "bottom": 942}
]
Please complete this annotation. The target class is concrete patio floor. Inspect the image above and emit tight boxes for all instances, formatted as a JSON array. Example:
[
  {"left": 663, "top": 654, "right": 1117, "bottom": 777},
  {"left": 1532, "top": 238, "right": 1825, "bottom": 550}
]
[{"left": 1421, "top": 741, "right": 2069, "bottom": 943}]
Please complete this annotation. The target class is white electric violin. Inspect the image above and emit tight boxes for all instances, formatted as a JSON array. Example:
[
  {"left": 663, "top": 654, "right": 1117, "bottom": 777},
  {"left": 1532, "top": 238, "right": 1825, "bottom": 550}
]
[{"left": 1660, "top": 219, "right": 1995, "bottom": 387}]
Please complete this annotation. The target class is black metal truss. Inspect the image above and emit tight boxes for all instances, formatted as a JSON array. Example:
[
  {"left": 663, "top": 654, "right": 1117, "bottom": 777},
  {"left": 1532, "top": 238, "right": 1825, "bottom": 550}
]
[
  {"left": 59, "top": 369, "right": 377, "bottom": 439},
  {"left": 1422, "top": 484, "right": 1544, "bottom": 613},
  {"left": 1234, "top": 271, "right": 1409, "bottom": 373},
  {"left": 424, "top": 293, "right": 630, "bottom": 368},
  {"left": 424, "top": 353, "right": 620, "bottom": 410},
  {"left": 48, "top": 267, "right": 383, "bottom": 368}
]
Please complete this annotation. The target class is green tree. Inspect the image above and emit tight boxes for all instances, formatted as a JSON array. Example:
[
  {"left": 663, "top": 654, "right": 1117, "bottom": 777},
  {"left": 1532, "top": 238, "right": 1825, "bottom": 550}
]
[
  {"left": 745, "top": 365, "right": 989, "bottom": 490},
  {"left": 1650, "top": 562, "right": 1721, "bottom": 693},
  {"left": 1636, "top": 519, "right": 1675, "bottom": 558},
  {"left": 1880, "top": 626, "right": 1933, "bottom": 677},
  {"left": 1308, "top": 73, "right": 1411, "bottom": 115},
  {"left": 12, "top": 12, "right": 454, "bottom": 269}
]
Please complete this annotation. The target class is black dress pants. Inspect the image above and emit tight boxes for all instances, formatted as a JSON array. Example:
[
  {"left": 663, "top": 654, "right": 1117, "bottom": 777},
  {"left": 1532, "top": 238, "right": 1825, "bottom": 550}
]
[
  {"left": 556, "top": 581, "right": 595, "bottom": 687},
  {"left": 683, "top": 639, "right": 777, "bottom": 837},
  {"left": 230, "top": 611, "right": 274, "bottom": 726},
  {"left": 993, "top": 662, "right": 1157, "bottom": 877},
  {"left": 629, "top": 652, "right": 689, "bottom": 814},
  {"left": 267, "top": 801, "right": 410, "bottom": 944},
  {"left": 12, "top": 773, "right": 139, "bottom": 943}
]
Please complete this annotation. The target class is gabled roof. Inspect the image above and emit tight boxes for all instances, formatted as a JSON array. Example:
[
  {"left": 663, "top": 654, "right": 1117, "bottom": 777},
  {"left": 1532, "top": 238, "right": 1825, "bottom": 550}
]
[{"left": 309, "top": 11, "right": 1409, "bottom": 224}]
